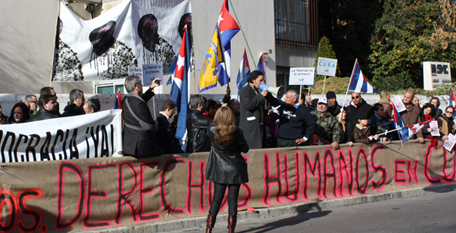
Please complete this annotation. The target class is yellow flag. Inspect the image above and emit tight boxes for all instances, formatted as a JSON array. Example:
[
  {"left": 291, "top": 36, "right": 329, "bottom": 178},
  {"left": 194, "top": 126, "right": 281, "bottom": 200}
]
[{"left": 199, "top": 26, "right": 224, "bottom": 92}]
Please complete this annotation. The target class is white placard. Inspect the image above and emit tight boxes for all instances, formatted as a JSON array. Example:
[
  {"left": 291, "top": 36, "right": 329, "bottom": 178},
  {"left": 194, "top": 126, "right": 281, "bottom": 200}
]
[
  {"left": 142, "top": 63, "right": 163, "bottom": 87},
  {"left": 128, "top": 66, "right": 143, "bottom": 80},
  {"left": 429, "top": 120, "right": 440, "bottom": 137},
  {"left": 289, "top": 67, "right": 315, "bottom": 85},
  {"left": 423, "top": 61, "right": 452, "bottom": 91},
  {"left": 443, "top": 134, "right": 456, "bottom": 151},
  {"left": 316, "top": 57, "right": 337, "bottom": 77},
  {"left": 391, "top": 95, "right": 406, "bottom": 113}
]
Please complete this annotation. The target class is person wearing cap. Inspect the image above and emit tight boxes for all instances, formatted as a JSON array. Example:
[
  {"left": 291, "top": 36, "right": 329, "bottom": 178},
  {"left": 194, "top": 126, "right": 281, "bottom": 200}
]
[
  {"left": 326, "top": 91, "right": 341, "bottom": 117},
  {"left": 273, "top": 89, "right": 316, "bottom": 147},
  {"left": 311, "top": 97, "right": 343, "bottom": 150},
  {"left": 354, "top": 114, "right": 379, "bottom": 144},
  {"left": 345, "top": 92, "right": 373, "bottom": 146}
]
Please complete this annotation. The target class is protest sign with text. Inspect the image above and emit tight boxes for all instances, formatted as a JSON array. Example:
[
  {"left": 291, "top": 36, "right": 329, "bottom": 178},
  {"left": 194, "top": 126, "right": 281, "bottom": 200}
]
[
  {"left": 142, "top": 63, "right": 163, "bottom": 87},
  {"left": 316, "top": 57, "right": 337, "bottom": 76},
  {"left": 289, "top": 67, "right": 315, "bottom": 85}
]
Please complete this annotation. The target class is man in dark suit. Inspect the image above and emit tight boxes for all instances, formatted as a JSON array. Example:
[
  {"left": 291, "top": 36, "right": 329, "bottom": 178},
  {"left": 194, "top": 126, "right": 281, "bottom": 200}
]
[
  {"left": 239, "top": 70, "right": 276, "bottom": 149},
  {"left": 186, "top": 95, "right": 212, "bottom": 153},
  {"left": 122, "top": 76, "right": 162, "bottom": 157},
  {"left": 155, "top": 100, "right": 177, "bottom": 154}
]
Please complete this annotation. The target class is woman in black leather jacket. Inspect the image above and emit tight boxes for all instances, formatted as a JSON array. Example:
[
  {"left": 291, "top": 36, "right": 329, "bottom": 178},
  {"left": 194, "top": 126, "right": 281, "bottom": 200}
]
[{"left": 205, "top": 106, "right": 249, "bottom": 233}]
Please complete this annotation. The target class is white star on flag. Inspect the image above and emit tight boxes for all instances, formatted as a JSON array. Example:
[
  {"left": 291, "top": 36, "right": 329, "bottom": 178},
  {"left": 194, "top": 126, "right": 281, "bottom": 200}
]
[
  {"left": 217, "top": 13, "right": 224, "bottom": 26},
  {"left": 176, "top": 54, "right": 185, "bottom": 74}
]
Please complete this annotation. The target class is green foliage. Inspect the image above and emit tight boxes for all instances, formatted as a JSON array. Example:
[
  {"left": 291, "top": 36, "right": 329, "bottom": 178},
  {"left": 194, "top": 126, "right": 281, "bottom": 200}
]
[
  {"left": 369, "top": 0, "right": 449, "bottom": 92},
  {"left": 314, "top": 36, "right": 337, "bottom": 66}
]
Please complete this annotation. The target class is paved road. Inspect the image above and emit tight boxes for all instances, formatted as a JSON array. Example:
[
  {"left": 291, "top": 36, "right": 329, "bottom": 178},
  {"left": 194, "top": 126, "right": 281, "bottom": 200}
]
[{"left": 176, "top": 190, "right": 456, "bottom": 233}]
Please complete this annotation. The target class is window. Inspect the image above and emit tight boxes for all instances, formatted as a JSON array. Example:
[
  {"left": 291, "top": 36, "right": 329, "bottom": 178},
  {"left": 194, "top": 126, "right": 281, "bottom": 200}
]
[
  {"left": 93, "top": 79, "right": 125, "bottom": 94},
  {"left": 275, "top": 0, "right": 318, "bottom": 47}
]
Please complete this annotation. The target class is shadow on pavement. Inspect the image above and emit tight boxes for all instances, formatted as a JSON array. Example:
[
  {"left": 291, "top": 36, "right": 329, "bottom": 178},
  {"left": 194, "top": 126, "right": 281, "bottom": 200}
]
[{"left": 237, "top": 210, "right": 332, "bottom": 233}]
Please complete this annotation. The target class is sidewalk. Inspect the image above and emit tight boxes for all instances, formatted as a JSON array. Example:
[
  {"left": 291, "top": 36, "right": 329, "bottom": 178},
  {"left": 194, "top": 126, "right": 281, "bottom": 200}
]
[{"left": 84, "top": 183, "right": 456, "bottom": 233}]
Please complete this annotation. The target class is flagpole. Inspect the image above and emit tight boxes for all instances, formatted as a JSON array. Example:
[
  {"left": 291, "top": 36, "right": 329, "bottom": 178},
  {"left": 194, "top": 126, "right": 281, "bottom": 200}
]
[
  {"left": 228, "top": 0, "right": 257, "bottom": 69},
  {"left": 339, "top": 58, "right": 358, "bottom": 121}
]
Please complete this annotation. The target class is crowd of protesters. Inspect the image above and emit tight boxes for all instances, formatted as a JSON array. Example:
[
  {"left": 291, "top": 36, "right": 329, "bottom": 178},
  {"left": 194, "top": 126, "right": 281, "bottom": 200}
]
[
  {"left": 0, "top": 86, "right": 101, "bottom": 125},
  {"left": 2, "top": 72, "right": 456, "bottom": 233}
]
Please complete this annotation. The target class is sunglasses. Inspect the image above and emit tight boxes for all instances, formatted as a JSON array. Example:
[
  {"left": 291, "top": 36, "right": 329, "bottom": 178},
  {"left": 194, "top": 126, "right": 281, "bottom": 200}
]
[
  {"left": 352, "top": 96, "right": 360, "bottom": 99},
  {"left": 446, "top": 111, "right": 454, "bottom": 114}
]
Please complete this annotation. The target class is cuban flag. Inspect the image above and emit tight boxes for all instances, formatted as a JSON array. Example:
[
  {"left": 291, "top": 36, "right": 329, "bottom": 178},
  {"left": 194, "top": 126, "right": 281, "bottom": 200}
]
[
  {"left": 112, "top": 89, "right": 122, "bottom": 109},
  {"left": 449, "top": 89, "right": 456, "bottom": 108},
  {"left": 391, "top": 103, "right": 407, "bottom": 143},
  {"left": 348, "top": 59, "right": 377, "bottom": 94},
  {"left": 236, "top": 47, "right": 250, "bottom": 95},
  {"left": 170, "top": 27, "right": 191, "bottom": 152},
  {"left": 217, "top": 0, "right": 240, "bottom": 86},
  {"left": 257, "top": 53, "right": 266, "bottom": 83}
]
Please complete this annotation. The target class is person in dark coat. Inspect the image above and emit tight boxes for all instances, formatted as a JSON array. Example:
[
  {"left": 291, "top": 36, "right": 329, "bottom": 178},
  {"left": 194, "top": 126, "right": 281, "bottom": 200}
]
[
  {"left": 122, "top": 76, "right": 162, "bottom": 157},
  {"left": 345, "top": 92, "right": 372, "bottom": 146},
  {"left": 155, "top": 100, "right": 177, "bottom": 154},
  {"left": 205, "top": 106, "right": 249, "bottom": 233},
  {"left": 326, "top": 91, "right": 342, "bottom": 116},
  {"left": 62, "top": 89, "right": 85, "bottom": 117},
  {"left": 186, "top": 95, "right": 213, "bottom": 153},
  {"left": 272, "top": 89, "right": 316, "bottom": 147},
  {"left": 6, "top": 102, "right": 30, "bottom": 124},
  {"left": 28, "top": 94, "right": 59, "bottom": 122},
  {"left": 239, "top": 70, "right": 276, "bottom": 149}
]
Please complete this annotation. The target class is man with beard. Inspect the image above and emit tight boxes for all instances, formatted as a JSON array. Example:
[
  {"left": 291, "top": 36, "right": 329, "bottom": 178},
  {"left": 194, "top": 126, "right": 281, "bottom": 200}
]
[
  {"left": 122, "top": 76, "right": 162, "bottom": 157},
  {"left": 345, "top": 92, "right": 372, "bottom": 145},
  {"left": 311, "top": 97, "right": 342, "bottom": 150}
]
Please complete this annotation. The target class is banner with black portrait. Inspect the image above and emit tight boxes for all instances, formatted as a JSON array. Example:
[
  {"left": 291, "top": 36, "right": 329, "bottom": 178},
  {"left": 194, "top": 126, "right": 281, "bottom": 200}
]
[{"left": 52, "top": 0, "right": 191, "bottom": 82}]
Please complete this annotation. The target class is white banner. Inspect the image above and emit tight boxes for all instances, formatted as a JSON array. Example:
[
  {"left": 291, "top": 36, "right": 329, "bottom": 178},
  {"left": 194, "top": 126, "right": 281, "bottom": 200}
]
[
  {"left": 53, "top": 0, "right": 191, "bottom": 81},
  {"left": 0, "top": 110, "right": 123, "bottom": 163}
]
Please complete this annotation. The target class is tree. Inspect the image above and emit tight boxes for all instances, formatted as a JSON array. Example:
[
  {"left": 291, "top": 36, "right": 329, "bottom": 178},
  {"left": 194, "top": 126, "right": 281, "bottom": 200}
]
[
  {"left": 369, "top": 0, "right": 452, "bottom": 91},
  {"left": 318, "top": 0, "right": 382, "bottom": 76}
]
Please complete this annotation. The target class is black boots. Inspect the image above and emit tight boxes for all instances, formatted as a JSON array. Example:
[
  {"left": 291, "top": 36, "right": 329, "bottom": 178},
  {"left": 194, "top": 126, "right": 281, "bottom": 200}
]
[
  {"left": 206, "top": 216, "right": 216, "bottom": 233},
  {"left": 227, "top": 215, "right": 237, "bottom": 233}
]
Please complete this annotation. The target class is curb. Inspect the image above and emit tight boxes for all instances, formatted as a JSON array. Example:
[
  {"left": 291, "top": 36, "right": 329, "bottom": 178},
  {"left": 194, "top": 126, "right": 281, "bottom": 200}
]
[{"left": 84, "top": 183, "right": 456, "bottom": 233}]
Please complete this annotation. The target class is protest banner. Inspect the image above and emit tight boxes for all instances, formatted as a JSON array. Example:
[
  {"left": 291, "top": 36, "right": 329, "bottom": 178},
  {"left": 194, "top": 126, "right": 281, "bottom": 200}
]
[
  {"left": 0, "top": 110, "right": 123, "bottom": 163},
  {"left": 0, "top": 140, "right": 454, "bottom": 232}
]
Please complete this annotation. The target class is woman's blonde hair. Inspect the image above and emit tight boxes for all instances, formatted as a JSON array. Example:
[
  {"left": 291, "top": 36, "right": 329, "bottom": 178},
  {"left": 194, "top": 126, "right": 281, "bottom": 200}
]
[{"left": 213, "top": 106, "right": 237, "bottom": 147}]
